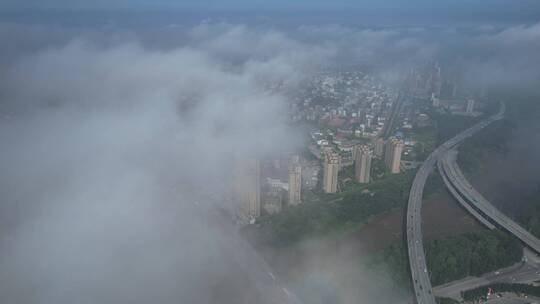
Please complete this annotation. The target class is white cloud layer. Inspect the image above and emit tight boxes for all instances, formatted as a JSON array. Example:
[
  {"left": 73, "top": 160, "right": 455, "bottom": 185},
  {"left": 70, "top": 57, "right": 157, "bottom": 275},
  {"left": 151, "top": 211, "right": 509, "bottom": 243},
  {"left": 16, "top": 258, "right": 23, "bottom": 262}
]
[{"left": 0, "top": 24, "right": 327, "bottom": 304}]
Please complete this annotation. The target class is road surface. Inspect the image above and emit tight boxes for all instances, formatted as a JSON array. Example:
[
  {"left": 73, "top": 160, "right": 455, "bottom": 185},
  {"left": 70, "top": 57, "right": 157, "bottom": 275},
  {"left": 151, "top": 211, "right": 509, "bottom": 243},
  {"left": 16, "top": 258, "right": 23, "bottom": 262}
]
[
  {"left": 439, "top": 150, "right": 540, "bottom": 254},
  {"left": 382, "top": 93, "right": 406, "bottom": 139},
  {"left": 434, "top": 249, "right": 540, "bottom": 300},
  {"left": 406, "top": 103, "right": 505, "bottom": 304},
  {"left": 437, "top": 158, "right": 496, "bottom": 230}
]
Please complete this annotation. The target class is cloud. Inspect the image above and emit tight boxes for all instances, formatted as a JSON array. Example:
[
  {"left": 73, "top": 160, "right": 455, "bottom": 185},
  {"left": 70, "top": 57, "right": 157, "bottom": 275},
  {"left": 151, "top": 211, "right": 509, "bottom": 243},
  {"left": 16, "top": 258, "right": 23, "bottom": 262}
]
[
  {"left": 0, "top": 24, "right": 327, "bottom": 304},
  {"left": 450, "top": 23, "right": 540, "bottom": 90},
  {"left": 296, "top": 22, "right": 540, "bottom": 90}
]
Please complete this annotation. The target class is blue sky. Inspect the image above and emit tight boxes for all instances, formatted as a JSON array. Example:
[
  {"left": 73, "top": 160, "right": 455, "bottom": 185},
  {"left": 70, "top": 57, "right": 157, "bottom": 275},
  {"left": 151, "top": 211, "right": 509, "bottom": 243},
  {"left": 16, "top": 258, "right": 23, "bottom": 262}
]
[
  {"left": 1, "top": 0, "right": 539, "bottom": 27},
  {"left": 1, "top": 0, "right": 539, "bottom": 11}
]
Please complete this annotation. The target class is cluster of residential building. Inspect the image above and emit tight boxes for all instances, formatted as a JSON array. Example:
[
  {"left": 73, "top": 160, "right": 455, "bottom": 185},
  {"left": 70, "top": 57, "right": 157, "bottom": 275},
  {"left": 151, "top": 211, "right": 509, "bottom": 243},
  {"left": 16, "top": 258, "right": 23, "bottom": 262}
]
[
  {"left": 408, "top": 62, "right": 484, "bottom": 117},
  {"left": 230, "top": 64, "right": 487, "bottom": 224},
  {"left": 230, "top": 155, "right": 304, "bottom": 224},
  {"left": 321, "top": 136, "right": 404, "bottom": 193},
  {"left": 229, "top": 133, "right": 405, "bottom": 223},
  {"left": 432, "top": 96, "right": 479, "bottom": 116},
  {"left": 290, "top": 70, "right": 398, "bottom": 139}
]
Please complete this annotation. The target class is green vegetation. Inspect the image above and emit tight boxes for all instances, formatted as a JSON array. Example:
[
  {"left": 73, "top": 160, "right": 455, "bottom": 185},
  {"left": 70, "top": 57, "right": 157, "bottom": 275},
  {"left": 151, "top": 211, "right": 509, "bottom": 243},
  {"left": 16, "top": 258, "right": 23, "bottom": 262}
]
[
  {"left": 431, "top": 111, "right": 480, "bottom": 145},
  {"left": 457, "top": 98, "right": 539, "bottom": 177},
  {"left": 462, "top": 283, "right": 540, "bottom": 302},
  {"left": 436, "top": 297, "right": 460, "bottom": 304},
  {"left": 376, "top": 230, "right": 522, "bottom": 288},
  {"left": 371, "top": 159, "right": 389, "bottom": 179},
  {"left": 425, "top": 231, "right": 522, "bottom": 285},
  {"left": 457, "top": 119, "right": 513, "bottom": 176},
  {"left": 403, "top": 126, "right": 438, "bottom": 161},
  {"left": 521, "top": 186, "right": 540, "bottom": 238},
  {"left": 341, "top": 159, "right": 390, "bottom": 189},
  {"left": 403, "top": 107, "right": 481, "bottom": 162},
  {"left": 368, "top": 242, "right": 411, "bottom": 288},
  {"left": 452, "top": 100, "right": 540, "bottom": 240},
  {"left": 338, "top": 164, "right": 355, "bottom": 184},
  {"left": 255, "top": 170, "right": 415, "bottom": 247},
  {"left": 255, "top": 200, "right": 352, "bottom": 246},
  {"left": 340, "top": 167, "right": 414, "bottom": 195},
  {"left": 424, "top": 168, "right": 444, "bottom": 198}
]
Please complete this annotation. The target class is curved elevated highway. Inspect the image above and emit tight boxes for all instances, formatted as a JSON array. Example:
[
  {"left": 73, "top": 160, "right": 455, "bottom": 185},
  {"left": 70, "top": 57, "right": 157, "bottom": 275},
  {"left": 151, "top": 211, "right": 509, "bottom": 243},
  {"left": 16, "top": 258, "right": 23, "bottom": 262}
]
[
  {"left": 439, "top": 151, "right": 540, "bottom": 254},
  {"left": 406, "top": 103, "right": 505, "bottom": 304},
  {"left": 434, "top": 249, "right": 540, "bottom": 300},
  {"left": 437, "top": 159, "right": 496, "bottom": 230}
]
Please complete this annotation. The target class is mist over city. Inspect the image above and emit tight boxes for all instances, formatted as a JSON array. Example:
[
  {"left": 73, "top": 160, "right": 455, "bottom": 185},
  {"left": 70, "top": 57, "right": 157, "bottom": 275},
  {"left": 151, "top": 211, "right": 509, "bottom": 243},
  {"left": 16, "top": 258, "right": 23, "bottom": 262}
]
[{"left": 1, "top": 1, "right": 540, "bottom": 304}]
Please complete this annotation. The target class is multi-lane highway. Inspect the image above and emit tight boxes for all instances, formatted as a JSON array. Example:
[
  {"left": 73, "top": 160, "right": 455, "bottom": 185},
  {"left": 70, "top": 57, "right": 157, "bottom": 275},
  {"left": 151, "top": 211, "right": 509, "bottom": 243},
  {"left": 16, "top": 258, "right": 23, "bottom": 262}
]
[
  {"left": 383, "top": 93, "right": 406, "bottom": 139},
  {"left": 435, "top": 261, "right": 540, "bottom": 300},
  {"left": 407, "top": 150, "right": 439, "bottom": 304},
  {"left": 406, "top": 103, "right": 505, "bottom": 304},
  {"left": 437, "top": 159, "right": 496, "bottom": 230},
  {"left": 434, "top": 249, "right": 540, "bottom": 300},
  {"left": 439, "top": 150, "right": 540, "bottom": 254}
]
